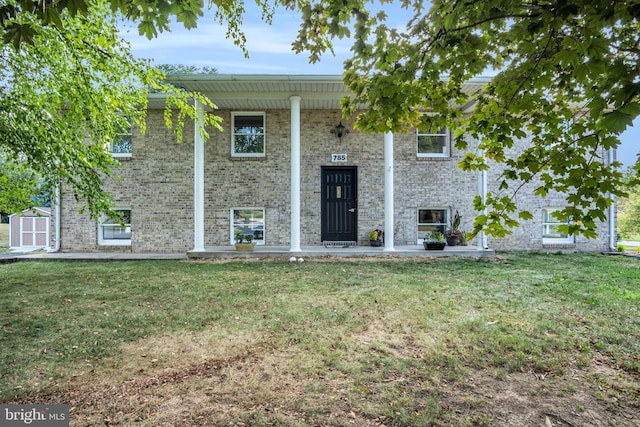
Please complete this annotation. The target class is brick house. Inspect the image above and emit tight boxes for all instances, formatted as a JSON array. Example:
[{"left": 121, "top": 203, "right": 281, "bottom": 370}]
[{"left": 51, "top": 74, "right": 616, "bottom": 254}]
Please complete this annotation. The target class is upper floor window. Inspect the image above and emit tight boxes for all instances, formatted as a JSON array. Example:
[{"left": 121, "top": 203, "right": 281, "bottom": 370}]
[
  {"left": 417, "top": 126, "right": 450, "bottom": 157},
  {"left": 111, "top": 121, "right": 132, "bottom": 157},
  {"left": 232, "top": 112, "right": 265, "bottom": 157},
  {"left": 542, "top": 208, "right": 574, "bottom": 244},
  {"left": 98, "top": 209, "right": 131, "bottom": 246}
]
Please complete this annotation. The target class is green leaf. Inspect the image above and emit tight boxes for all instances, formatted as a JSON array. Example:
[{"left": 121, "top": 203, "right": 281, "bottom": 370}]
[
  {"left": 3, "top": 23, "right": 36, "bottom": 49},
  {"left": 601, "top": 110, "right": 633, "bottom": 134},
  {"left": 518, "top": 211, "right": 534, "bottom": 221},
  {"left": 138, "top": 21, "right": 158, "bottom": 38}
]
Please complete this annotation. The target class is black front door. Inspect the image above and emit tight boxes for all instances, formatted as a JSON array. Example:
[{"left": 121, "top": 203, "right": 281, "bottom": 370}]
[{"left": 321, "top": 167, "right": 357, "bottom": 242}]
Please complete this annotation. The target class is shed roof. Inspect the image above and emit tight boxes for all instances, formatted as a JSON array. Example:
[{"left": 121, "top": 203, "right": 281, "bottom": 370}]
[{"left": 9, "top": 207, "right": 51, "bottom": 218}]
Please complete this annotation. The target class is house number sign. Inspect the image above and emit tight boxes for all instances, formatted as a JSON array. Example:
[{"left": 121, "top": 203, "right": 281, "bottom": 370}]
[{"left": 331, "top": 153, "right": 347, "bottom": 163}]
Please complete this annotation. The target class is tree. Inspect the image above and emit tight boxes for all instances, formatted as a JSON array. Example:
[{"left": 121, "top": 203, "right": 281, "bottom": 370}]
[
  {"left": 617, "top": 167, "right": 640, "bottom": 239},
  {"left": 0, "top": 0, "right": 275, "bottom": 53},
  {"left": 618, "top": 191, "right": 640, "bottom": 240},
  {"left": 155, "top": 64, "right": 218, "bottom": 75},
  {"left": 291, "top": 0, "right": 640, "bottom": 238},
  {"left": 0, "top": 0, "right": 227, "bottom": 220},
  {"left": 0, "top": 150, "right": 45, "bottom": 213}
]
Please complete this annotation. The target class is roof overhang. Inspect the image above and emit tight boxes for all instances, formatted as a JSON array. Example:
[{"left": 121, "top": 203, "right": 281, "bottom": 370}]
[{"left": 151, "top": 74, "right": 492, "bottom": 111}]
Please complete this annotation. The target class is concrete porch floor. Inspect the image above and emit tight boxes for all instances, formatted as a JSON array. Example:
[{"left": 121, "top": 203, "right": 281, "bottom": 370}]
[{"left": 188, "top": 244, "right": 495, "bottom": 260}]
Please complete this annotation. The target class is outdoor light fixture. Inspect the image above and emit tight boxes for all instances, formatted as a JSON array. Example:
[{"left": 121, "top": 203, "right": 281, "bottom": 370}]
[{"left": 331, "top": 121, "right": 350, "bottom": 139}]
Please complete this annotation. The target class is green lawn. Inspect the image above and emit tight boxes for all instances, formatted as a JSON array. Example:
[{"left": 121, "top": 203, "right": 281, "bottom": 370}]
[
  {"left": 1, "top": 254, "right": 638, "bottom": 426},
  {"left": 0, "top": 223, "right": 8, "bottom": 252}
]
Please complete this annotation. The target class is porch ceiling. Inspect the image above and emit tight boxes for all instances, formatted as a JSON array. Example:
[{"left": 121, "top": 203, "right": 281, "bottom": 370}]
[
  {"left": 167, "top": 74, "right": 349, "bottom": 110},
  {"left": 157, "top": 74, "right": 492, "bottom": 111}
]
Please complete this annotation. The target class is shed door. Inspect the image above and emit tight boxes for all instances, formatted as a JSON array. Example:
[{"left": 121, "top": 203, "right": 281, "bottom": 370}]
[
  {"left": 21, "top": 217, "right": 49, "bottom": 247},
  {"left": 321, "top": 167, "right": 357, "bottom": 242}
]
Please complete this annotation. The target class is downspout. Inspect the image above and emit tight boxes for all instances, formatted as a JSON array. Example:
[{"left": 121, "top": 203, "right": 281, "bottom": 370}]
[
  {"left": 477, "top": 149, "right": 488, "bottom": 250},
  {"left": 609, "top": 147, "right": 616, "bottom": 251},
  {"left": 383, "top": 131, "right": 395, "bottom": 252},
  {"left": 50, "top": 184, "right": 61, "bottom": 252}
]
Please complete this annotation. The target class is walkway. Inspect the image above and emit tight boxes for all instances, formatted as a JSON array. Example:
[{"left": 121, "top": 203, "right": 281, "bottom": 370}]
[{"left": 0, "top": 245, "right": 494, "bottom": 262}]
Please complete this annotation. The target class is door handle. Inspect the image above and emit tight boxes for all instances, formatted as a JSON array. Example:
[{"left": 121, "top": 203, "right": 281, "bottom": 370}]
[{"left": 348, "top": 208, "right": 356, "bottom": 213}]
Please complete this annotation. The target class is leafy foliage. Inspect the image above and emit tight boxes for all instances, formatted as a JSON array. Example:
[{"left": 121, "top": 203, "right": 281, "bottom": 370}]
[
  {"left": 618, "top": 189, "right": 640, "bottom": 239},
  {"left": 1, "top": 0, "right": 197, "bottom": 48},
  {"left": 0, "top": 1, "right": 220, "bottom": 220},
  {"left": 0, "top": 150, "right": 47, "bottom": 213},
  {"left": 1, "top": 0, "right": 278, "bottom": 54},
  {"left": 155, "top": 64, "right": 219, "bottom": 75},
  {"left": 292, "top": 0, "right": 640, "bottom": 238}
]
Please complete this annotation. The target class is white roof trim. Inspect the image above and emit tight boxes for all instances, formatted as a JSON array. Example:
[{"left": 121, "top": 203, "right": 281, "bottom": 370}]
[{"left": 154, "top": 74, "right": 492, "bottom": 111}]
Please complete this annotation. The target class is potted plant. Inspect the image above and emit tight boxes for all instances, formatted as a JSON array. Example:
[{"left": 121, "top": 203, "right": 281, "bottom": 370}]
[
  {"left": 460, "top": 231, "right": 470, "bottom": 246},
  {"left": 424, "top": 231, "right": 446, "bottom": 250},
  {"left": 369, "top": 229, "right": 384, "bottom": 247},
  {"left": 445, "top": 210, "right": 464, "bottom": 246},
  {"left": 235, "top": 232, "right": 256, "bottom": 252}
]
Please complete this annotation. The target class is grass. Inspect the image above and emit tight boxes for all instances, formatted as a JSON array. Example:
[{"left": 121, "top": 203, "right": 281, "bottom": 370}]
[
  {"left": 0, "top": 223, "right": 8, "bottom": 252},
  {"left": 1, "top": 253, "right": 639, "bottom": 425}
]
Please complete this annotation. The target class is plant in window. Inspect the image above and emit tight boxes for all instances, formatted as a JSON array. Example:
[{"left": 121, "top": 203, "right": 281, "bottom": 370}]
[{"left": 234, "top": 232, "right": 255, "bottom": 251}]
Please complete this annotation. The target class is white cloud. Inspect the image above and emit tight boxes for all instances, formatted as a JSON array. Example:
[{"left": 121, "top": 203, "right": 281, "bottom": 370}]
[{"left": 119, "top": 4, "right": 352, "bottom": 73}]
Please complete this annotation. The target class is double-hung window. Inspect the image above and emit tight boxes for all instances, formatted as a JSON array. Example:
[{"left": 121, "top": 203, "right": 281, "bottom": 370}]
[
  {"left": 542, "top": 208, "right": 574, "bottom": 244},
  {"left": 231, "top": 208, "right": 265, "bottom": 245},
  {"left": 232, "top": 112, "right": 265, "bottom": 157},
  {"left": 98, "top": 209, "right": 131, "bottom": 246},
  {"left": 111, "top": 120, "right": 132, "bottom": 157},
  {"left": 417, "top": 126, "right": 450, "bottom": 157},
  {"left": 417, "top": 208, "right": 448, "bottom": 243}
]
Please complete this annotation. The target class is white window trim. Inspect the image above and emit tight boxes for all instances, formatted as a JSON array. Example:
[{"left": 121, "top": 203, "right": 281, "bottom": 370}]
[
  {"left": 230, "top": 207, "right": 265, "bottom": 245},
  {"left": 98, "top": 209, "right": 132, "bottom": 246},
  {"left": 417, "top": 126, "right": 450, "bottom": 158},
  {"left": 111, "top": 121, "right": 132, "bottom": 158},
  {"left": 111, "top": 151, "right": 132, "bottom": 159},
  {"left": 542, "top": 208, "right": 574, "bottom": 245},
  {"left": 231, "top": 112, "right": 266, "bottom": 158},
  {"left": 417, "top": 207, "right": 449, "bottom": 243}
]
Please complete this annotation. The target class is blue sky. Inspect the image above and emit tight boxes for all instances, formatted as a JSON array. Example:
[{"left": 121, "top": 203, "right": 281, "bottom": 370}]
[{"left": 120, "top": 6, "right": 638, "bottom": 169}]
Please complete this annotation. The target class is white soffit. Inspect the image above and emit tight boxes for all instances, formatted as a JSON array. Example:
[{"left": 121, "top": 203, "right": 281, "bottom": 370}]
[{"left": 160, "top": 74, "right": 492, "bottom": 111}]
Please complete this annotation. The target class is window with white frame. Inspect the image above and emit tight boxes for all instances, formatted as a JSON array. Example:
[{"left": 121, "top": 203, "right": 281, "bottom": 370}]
[
  {"left": 542, "top": 208, "right": 574, "bottom": 244},
  {"left": 98, "top": 209, "right": 131, "bottom": 245},
  {"left": 417, "top": 208, "right": 448, "bottom": 243},
  {"left": 231, "top": 208, "right": 265, "bottom": 244},
  {"left": 232, "top": 112, "right": 265, "bottom": 157},
  {"left": 111, "top": 120, "right": 132, "bottom": 157},
  {"left": 417, "top": 126, "right": 450, "bottom": 157}
]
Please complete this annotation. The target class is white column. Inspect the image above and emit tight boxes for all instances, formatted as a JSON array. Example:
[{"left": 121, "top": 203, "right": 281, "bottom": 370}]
[
  {"left": 193, "top": 99, "right": 205, "bottom": 252},
  {"left": 383, "top": 131, "right": 395, "bottom": 251},
  {"left": 290, "top": 95, "right": 302, "bottom": 252}
]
